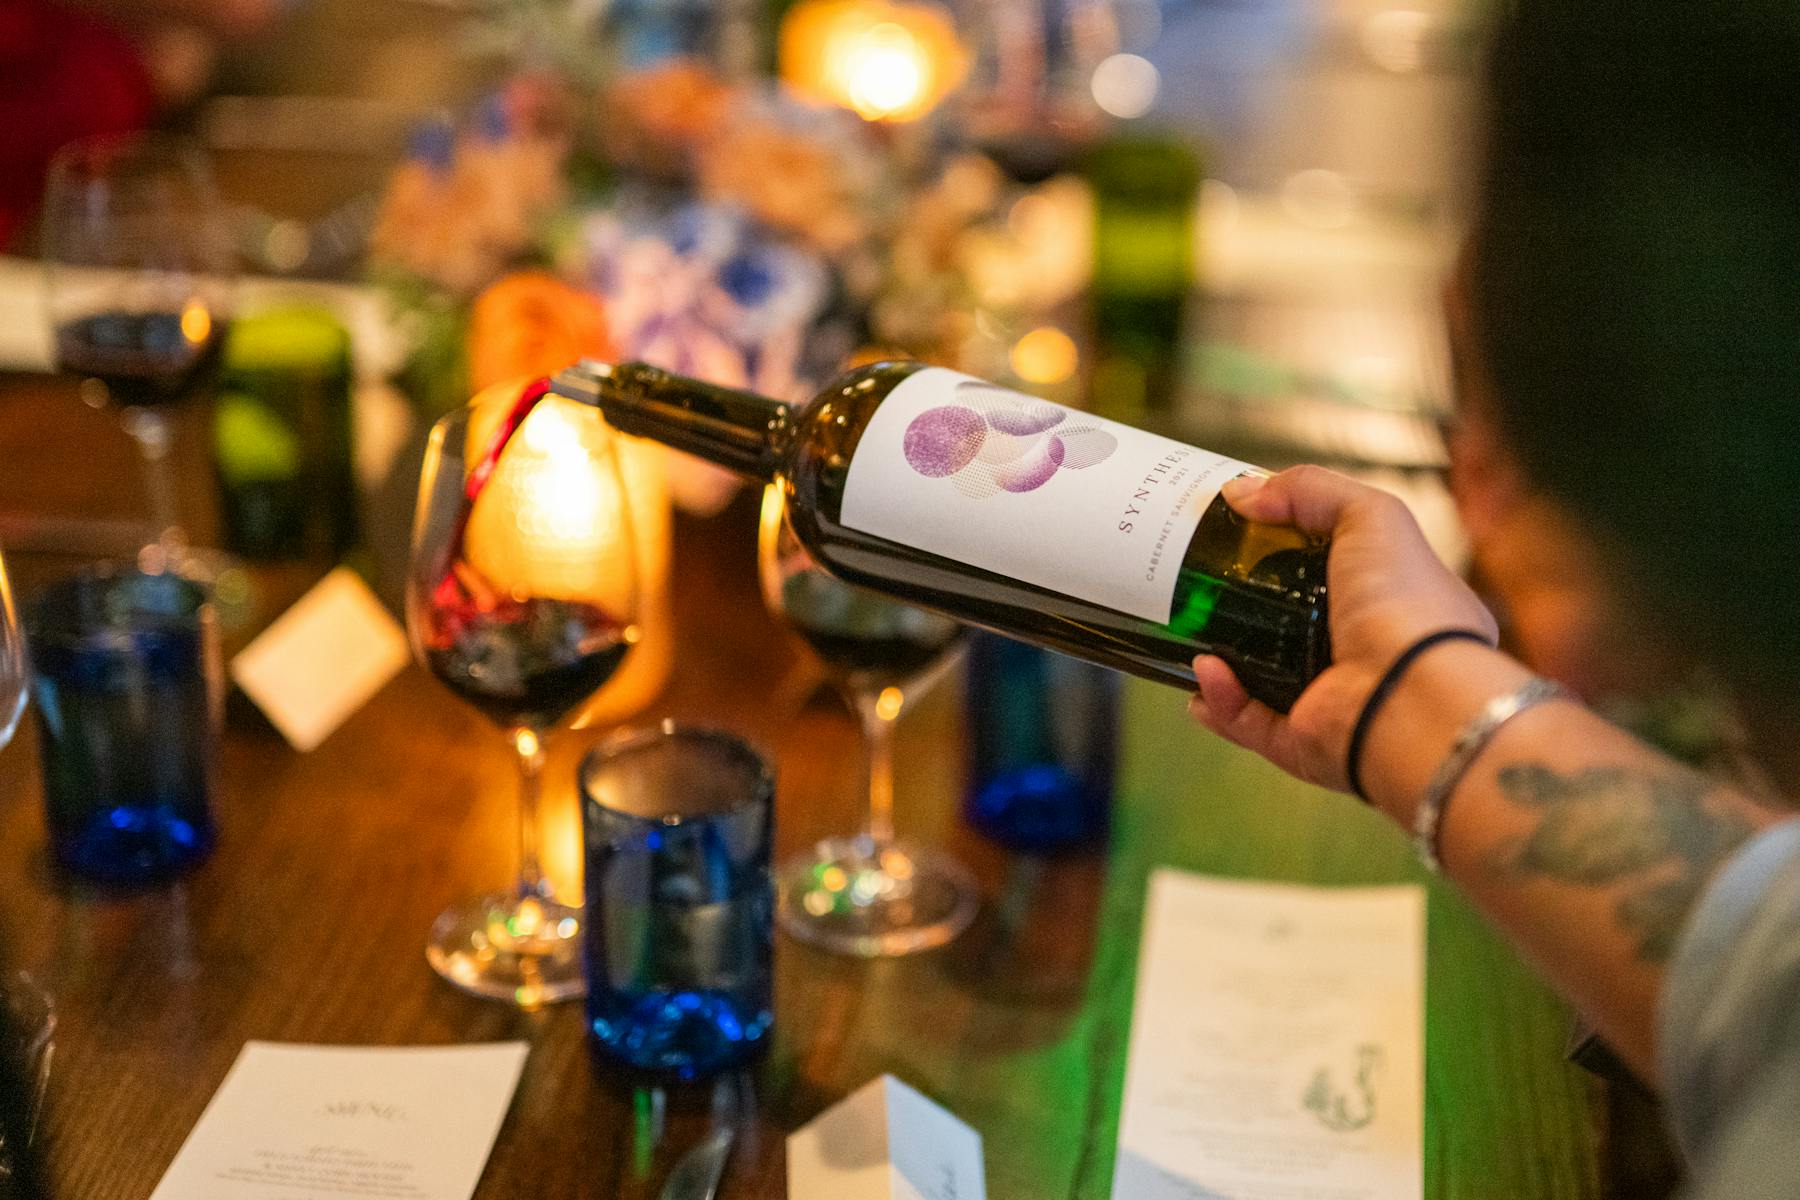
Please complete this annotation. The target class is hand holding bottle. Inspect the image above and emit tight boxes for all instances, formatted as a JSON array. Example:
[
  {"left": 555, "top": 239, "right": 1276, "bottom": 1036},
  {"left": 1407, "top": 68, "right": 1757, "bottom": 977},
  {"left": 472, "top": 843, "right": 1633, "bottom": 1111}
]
[{"left": 1189, "top": 467, "right": 1499, "bottom": 794}]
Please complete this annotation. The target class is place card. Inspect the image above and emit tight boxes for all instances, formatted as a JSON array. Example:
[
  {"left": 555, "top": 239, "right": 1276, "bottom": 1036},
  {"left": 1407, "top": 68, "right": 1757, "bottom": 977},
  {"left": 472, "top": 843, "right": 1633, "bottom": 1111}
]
[
  {"left": 149, "top": 1041, "right": 528, "bottom": 1200},
  {"left": 787, "top": 1074, "right": 986, "bottom": 1200},
  {"left": 230, "top": 568, "right": 410, "bottom": 752},
  {"left": 1113, "top": 870, "right": 1424, "bottom": 1200}
]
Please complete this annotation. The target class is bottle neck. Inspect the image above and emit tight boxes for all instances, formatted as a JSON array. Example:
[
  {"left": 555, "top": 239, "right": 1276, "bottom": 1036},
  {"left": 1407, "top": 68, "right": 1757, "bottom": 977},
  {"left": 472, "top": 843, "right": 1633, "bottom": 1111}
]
[{"left": 549, "top": 361, "right": 791, "bottom": 480}]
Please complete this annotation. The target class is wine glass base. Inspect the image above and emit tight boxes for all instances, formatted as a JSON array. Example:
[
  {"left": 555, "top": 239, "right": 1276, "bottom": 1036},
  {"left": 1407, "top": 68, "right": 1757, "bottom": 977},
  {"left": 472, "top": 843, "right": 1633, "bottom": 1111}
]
[
  {"left": 426, "top": 892, "right": 586, "bottom": 1008},
  {"left": 777, "top": 836, "right": 978, "bottom": 957}
]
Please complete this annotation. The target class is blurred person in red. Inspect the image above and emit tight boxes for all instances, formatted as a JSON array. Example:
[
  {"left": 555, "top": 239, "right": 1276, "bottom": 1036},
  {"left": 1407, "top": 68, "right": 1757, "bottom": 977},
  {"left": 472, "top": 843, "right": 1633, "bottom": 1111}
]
[{"left": 0, "top": 0, "right": 283, "bottom": 249}]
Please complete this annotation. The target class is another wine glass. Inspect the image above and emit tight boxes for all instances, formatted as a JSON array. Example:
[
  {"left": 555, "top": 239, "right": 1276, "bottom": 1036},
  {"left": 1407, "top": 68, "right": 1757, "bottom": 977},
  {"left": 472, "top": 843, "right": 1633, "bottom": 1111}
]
[
  {"left": 758, "top": 484, "right": 977, "bottom": 957},
  {"left": 407, "top": 383, "right": 641, "bottom": 1006},
  {"left": 41, "top": 132, "right": 234, "bottom": 575},
  {"left": 0, "top": 553, "right": 45, "bottom": 1184},
  {"left": 0, "top": 549, "right": 27, "bottom": 752}
]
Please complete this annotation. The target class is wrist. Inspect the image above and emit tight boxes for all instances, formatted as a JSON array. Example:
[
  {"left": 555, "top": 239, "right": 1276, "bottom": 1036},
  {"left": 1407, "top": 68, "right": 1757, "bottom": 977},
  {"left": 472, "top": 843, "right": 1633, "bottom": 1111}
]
[{"left": 1360, "top": 641, "right": 1535, "bottom": 828}]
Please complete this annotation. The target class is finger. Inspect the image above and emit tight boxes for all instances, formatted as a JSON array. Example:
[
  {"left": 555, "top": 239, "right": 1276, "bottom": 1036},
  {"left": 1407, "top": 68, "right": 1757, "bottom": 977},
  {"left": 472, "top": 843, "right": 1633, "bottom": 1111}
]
[
  {"left": 1190, "top": 655, "right": 1250, "bottom": 727},
  {"left": 1190, "top": 654, "right": 1287, "bottom": 755},
  {"left": 1222, "top": 465, "right": 1386, "bottom": 540},
  {"left": 1192, "top": 655, "right": 1255, "bottom": 722}
]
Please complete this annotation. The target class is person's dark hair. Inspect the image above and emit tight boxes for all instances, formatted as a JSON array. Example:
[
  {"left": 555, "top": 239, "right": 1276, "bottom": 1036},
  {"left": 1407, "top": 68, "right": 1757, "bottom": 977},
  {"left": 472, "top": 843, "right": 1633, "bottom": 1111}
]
[{"left": 1471, "top": 0, "right": 1800, "bottom": 709}]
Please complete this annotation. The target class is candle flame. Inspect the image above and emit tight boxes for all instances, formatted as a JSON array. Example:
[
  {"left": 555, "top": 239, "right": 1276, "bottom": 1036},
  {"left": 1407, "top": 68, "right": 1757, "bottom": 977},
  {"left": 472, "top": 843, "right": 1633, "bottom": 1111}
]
[{"left": 780, "top": 0, "right": 968, "bottom": 124}]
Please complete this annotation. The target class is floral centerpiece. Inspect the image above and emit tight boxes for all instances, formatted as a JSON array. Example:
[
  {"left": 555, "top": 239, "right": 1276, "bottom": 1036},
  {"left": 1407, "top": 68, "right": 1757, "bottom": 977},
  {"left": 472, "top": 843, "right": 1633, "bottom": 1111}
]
[{"left": 366, "top": 42, "right": 1096, "bottom": 505}]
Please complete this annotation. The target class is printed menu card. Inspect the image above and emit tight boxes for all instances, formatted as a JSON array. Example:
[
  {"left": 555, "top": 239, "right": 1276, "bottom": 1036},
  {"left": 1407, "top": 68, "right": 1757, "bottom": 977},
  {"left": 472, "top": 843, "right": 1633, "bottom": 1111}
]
[
  {"left": 149, "top": 1042, "right": 529, "bottom": 1200},
  {"left": 1113, "top": 871, "right": 1424, "bottom": 1200}
]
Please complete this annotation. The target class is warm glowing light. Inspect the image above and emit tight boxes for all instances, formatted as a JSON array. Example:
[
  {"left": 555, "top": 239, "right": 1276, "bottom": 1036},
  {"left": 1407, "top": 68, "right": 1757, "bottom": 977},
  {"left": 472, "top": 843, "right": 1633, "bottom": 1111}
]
[
  {"left": 180, "top": 300, "right": 212, "bottom": 344},
  {"left": 1090, "top": 53, "right": 1160, "bottom": 120},
  {"left": 1010, "top": 326, "right": 1079, "bottom": 385},
  {"left": 1281, "top": 168, "right": 1357, "bottom": 229},
  {"left": 876, "top": 686, "right": 904, "bottom": 721},
  {"left": 845, "top": 24, "right": 929, "bottom": 120},
  {"left": 463, "top": 388, "right": 637, "bottom": 611},
  {"left": 780, "top": 0, "right": 968, "bottom": 124},
  {"left": 880, "top": 849, "right": 915, "bottom": 880},
  {"left": 461, "top": 380, "right": 673, "bottom": 741},
  {"left": 1362, "top": 9, "right": 1431, "bottom": 73}
]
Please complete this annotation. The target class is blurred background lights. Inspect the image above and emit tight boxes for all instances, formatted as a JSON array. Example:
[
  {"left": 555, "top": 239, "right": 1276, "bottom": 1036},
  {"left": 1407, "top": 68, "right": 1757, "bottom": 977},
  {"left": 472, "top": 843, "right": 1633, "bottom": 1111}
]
[
  {"left": 1280, "top": 168, "right": 1358, "bottom": 229},
  {"left": 845, "top": 23, "right": 930, "bottom": 120},
  {"left": 1113, "top": 0, "right": 1163, "bottom": 48},
  {"left": 1090, "top": 53, "right": 1160, "bottom": 120},
  {"left": 1011, "top": 326, "right": 1080, "bottom": 385},
  {"left": 1362, "top": 9, "right": 1432, "bottom": 74},
  {"left": 1007, "top": 192, "right": 1055, "bottom": 241},
  {"left": 779, "top": 0, "right": 969, "bottom": 124},
  {"left": 180, "top": 299, "right": 212, "bottom": 345}
]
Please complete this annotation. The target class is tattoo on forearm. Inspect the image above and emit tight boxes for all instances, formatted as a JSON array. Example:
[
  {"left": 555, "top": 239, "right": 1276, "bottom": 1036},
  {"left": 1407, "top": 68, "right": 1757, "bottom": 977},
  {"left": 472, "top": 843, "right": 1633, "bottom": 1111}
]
[{"left": 1489, "top": 764, "right": 1754, "bottom": 963}]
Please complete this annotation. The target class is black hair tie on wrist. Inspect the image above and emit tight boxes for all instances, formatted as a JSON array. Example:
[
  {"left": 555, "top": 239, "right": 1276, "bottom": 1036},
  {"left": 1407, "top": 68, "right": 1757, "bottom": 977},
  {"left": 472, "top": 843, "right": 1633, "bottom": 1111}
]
[{"left": 1346, "top": 628, "right": 1493, "bottom": 805}]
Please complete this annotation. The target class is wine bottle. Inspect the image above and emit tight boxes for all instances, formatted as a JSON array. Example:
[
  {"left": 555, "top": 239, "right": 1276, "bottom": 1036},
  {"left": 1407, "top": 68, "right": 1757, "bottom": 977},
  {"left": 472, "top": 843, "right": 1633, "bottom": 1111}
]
[
  {"left": 213, "top": 306, "right": 358, "bottom": 562},
  {"left": 552, "top": 360, "right": 1329, "bottom": 710}
]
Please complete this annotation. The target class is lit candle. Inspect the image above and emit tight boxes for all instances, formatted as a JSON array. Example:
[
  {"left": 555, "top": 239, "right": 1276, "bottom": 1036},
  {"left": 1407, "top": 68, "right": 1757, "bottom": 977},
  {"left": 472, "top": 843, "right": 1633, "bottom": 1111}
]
[
  {"left": 462, "top": 384, "right": 674, "bottom": 726},
  {"left": 780, "top": 0, "right": 969, "bottom": 124}
]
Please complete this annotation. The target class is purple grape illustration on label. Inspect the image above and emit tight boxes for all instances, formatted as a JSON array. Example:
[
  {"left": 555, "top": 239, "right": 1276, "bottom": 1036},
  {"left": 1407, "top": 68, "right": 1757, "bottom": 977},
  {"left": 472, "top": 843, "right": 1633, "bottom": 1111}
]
[
  {"left": 902, "top": 386, "right": 1116, "bottom": 498},
  {"left": 903, "top": 405, "right": 987, "bottom": 477}
]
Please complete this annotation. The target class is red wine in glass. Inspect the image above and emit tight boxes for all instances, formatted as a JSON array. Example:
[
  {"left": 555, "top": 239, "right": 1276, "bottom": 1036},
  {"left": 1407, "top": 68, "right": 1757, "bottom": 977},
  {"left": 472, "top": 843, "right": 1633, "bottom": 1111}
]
[
  {"left": 54, "top": 309, "right": 227, "bottom": 410},
  {"left": 419, "top": 578, "right": 633, "bottom": 730},
  {"left": 779, "top": 570, "right": 964, "bottom": 688}
]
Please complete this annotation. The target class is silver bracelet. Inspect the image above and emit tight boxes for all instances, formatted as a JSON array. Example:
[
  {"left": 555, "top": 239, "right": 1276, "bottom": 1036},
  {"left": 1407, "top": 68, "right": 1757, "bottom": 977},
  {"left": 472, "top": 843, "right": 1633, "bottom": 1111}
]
[{"left": 1413, "top": 677, "right": 1569, "bottom": 873}]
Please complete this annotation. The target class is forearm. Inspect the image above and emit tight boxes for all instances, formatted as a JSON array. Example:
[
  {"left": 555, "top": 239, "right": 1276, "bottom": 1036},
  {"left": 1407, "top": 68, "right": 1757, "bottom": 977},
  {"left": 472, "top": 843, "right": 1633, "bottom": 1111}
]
[{"left": 1359, "top": 640, "right": 1779, "bottom": 1083}]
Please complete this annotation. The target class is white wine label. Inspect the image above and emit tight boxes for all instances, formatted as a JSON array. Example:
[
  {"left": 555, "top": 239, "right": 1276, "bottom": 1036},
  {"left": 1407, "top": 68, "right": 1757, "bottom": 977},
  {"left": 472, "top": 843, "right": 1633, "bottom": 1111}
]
[{"left": 840, "top": 368, "right": 1248, "bottom": 624}]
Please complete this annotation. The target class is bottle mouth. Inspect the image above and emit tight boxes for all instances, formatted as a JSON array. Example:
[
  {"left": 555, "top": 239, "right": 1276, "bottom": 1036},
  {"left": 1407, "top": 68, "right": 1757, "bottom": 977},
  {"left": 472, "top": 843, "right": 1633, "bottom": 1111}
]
[{"left": 548, "top": 360, "right": 612, "bottom": 407}]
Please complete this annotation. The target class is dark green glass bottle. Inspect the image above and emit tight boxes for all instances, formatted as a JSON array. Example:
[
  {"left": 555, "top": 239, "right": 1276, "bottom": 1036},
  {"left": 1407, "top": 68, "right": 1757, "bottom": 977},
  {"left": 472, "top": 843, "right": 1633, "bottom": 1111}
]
[
  {"left": 1085, "top": 134, "right": 1202, "bottom": 419},
  {"left": 213, "top": 307, "right": 357, "bottom": 562}
]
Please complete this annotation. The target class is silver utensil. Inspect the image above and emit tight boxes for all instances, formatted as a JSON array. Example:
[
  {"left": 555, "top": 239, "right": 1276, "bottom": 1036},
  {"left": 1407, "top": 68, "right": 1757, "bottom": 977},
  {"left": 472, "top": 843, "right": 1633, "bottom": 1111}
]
[{"left": 658, "top": 1125, "right": 735, "bottom": 1200}]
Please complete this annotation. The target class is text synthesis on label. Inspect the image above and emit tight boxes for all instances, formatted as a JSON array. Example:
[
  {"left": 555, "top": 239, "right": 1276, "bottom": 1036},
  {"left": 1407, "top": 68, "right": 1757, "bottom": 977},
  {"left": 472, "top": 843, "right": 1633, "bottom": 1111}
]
[{"left": 1117, "top": 448, "right": 1194, "bottom": 534}]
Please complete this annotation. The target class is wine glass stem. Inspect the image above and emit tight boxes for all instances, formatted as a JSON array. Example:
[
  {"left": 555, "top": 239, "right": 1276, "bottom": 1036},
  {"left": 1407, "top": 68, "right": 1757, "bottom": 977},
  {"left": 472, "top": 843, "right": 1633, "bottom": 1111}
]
[
  {"left": 856, "top": 686, "right": 901, "bottom": 848},
  {"left": 121, "top": 407, "right": 187, "bottom": 564},
  {"left": 511, "top": 726, "right": 552, "bottom": 904}
]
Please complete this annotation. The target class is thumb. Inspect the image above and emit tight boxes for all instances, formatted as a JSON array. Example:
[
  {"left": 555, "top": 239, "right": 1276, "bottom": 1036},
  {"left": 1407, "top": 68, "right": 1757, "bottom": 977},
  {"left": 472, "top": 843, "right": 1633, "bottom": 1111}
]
[{"left": 1223, "top": 465, "right": 1383, "bottom": 540}]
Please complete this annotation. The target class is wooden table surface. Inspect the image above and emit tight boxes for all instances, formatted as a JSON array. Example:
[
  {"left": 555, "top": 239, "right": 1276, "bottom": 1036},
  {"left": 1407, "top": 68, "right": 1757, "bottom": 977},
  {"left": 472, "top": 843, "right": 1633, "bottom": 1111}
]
[{"left": 0, "top": 372, "right": 1603, "bottom": 1199}]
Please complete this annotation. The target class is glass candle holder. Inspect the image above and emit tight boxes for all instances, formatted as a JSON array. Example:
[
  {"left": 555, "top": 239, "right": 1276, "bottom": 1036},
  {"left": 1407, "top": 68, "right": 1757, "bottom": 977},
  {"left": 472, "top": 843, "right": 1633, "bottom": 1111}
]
[{"left": 579, "top": 724, "right": 774, "bottom": 1079}]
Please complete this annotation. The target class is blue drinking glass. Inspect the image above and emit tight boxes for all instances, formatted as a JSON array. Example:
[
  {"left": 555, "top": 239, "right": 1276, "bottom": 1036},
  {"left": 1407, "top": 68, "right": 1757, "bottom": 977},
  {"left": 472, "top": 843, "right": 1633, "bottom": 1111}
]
[
  {"left": 963, "top": 631, "right": 1119, "bottom": 852},
  {"left": 580, "top": 724, "right": 774, "bottom": 1079},
  {"left": 25, "top": 567, "right": 219, "bottom": 885}
]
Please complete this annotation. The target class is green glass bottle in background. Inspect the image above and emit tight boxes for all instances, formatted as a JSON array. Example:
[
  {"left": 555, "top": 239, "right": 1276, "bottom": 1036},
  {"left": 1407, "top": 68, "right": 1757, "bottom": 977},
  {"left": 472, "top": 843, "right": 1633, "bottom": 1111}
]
[
  {"left": 213, "top": 307, "right": 358, "bottom": 562},
  {"left": 1084, "top": 134, "right": 1203, "bottom": 420}
]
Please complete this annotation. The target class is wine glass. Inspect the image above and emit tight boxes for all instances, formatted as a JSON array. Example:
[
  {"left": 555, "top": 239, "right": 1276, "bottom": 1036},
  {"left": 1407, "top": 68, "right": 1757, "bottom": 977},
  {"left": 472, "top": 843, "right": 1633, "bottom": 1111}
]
[
  {"left": 758, "top": 484, "right": 978, "bottom": 957},
  {"left": 0, "top": 552, "right": 45, "bottom": 1184},
  {"left": 0, "top": 970, "right": 54, "bottom": 1184},
  {"left": 40, "top": 132, "right": 235, "bottom": 575},
  {"left": 0, "top": 549, "right": 27, "bottom": 752},
  {"left": 407, "top": 383, "right": 641, "bottom": 1006},
  {"left": 953, "top": 0, "right": 1116, "bottom": 182}
]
